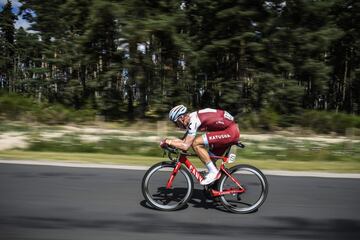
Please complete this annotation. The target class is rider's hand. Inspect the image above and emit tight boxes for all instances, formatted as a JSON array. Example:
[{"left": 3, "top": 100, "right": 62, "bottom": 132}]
[{"left": 160, "top": 139, "right": 168, "bottom": 149}]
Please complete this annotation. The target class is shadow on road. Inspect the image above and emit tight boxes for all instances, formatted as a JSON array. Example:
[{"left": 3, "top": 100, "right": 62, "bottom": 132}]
[
  {"left": 1, "top": 214, "right": 359, "bottom": 240},
  {"left": 140, "top": 188, "right": 261, "bottom": 214},
  {"left": 140, "top": 188, "right": 230, "bottom": 212}
]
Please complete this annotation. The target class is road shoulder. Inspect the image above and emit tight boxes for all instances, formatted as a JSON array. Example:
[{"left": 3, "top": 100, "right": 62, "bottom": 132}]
[{"left": 1, "top": 159, "right": 359, "bottom": 179}]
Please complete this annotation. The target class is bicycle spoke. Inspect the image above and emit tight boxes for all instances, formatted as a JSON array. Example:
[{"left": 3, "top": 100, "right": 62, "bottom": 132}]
[
  {"left": 142, "top": 162, "right": 193, "bottom": 211},
  {"left": 218, "top": 165, "right": 268, "bottom": 213}
]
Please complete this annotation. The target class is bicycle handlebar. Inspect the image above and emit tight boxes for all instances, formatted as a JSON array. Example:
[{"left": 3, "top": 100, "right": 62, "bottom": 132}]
[
  {"left": 162, "top": 145, "right": 196, "bottom": 157},
  {"left": 162, "top": 144, "right": 177, "bottom": 154}
]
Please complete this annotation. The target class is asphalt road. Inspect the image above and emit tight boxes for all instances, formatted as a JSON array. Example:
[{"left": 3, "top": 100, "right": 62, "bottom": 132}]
[{"left": 0, "top": 163, "right": 359, "bottom": 240}]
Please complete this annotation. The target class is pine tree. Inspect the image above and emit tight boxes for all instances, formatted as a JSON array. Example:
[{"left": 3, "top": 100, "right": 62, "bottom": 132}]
[
  {"left": 0, "top": 0, "right": 17, "bottom": 91},
  {"left": 3, "top": 0, "right": 359, "bottom": 120},
  {"left": 329, "top": 0, "right": 360, "bottom": 113},
  {"left": 14, "top": 27, "right": 42, "bottom": 94}
]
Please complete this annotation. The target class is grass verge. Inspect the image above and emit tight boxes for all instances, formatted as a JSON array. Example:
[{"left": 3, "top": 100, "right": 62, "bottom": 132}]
[{"left": 0, "top": 150, "right": 359, "bottom": 173}]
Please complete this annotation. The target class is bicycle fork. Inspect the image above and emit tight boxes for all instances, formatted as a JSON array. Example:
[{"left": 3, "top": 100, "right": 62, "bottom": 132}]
[{"left": 166, "top": 162, "right": 182, "bottom": 189}]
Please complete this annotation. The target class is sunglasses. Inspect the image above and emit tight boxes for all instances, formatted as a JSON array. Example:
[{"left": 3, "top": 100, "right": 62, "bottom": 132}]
[{"left": 175, "top": 115, "right": 186, "bottom": 129}]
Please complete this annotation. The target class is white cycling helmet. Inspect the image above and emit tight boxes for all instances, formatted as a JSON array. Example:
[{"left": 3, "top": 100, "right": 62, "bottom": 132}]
[{"left": 169, "top": 105, "right": 187, "bottom": 122}]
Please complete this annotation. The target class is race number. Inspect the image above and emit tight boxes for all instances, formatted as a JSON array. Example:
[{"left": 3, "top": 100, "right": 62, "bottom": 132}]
[{"left": 224, "top": 111, "right": 234, "bottom": 121}]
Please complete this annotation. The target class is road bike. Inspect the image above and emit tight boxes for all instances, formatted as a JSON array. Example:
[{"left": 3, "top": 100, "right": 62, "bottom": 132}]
[{"left": 141, "top": 142, "right": 268, "bottom": 213}]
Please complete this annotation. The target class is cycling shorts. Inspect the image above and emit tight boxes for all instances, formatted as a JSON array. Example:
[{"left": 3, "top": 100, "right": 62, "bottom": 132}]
[{"left": 202, "top": 123, "right": 240, "bottom": 156}]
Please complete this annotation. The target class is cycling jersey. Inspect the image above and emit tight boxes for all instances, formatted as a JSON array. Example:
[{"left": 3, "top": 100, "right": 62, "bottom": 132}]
[
  {"left": 187, "top": 108, "right": 235, "bottom": 136},
  {"left": 186, "top": 108, "right": 239, "bottom": 156}
]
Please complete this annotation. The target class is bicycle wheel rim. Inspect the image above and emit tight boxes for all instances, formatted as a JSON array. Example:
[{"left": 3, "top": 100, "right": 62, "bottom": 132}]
[
  {"left": 219, "top": 166, "right": 267, "bottom": 213},
  {"left": 143, "top": 164, "right": 193, "bottom": 210}
]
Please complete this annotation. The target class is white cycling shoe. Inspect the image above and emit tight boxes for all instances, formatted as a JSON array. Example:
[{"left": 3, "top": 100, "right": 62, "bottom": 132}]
[{"left": 200, "top": 171, "right": 221, "bottom": 185}]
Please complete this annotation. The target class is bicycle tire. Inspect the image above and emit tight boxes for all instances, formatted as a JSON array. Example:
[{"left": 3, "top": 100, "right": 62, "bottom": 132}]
[
  {"left": 217, "top": 164, "right": 268, "bottom": 213},
  {"left": 142, "top": 161, "right": 194, "bottom": 211}
]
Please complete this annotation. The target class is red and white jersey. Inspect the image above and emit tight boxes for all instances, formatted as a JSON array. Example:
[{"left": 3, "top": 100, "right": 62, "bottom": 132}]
[{"left": 187, "top": 108, "right": 235, "bottom": 136}]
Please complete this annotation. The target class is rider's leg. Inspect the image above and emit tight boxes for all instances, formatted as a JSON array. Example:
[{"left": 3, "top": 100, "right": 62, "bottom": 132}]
[
  {"left": 192, "top": 135, "right": 219, "bottom": 185},
  {"left": 196, "top": 124, "right": 240, "bottom": 185},
  {"left": 192, "top": 135, "right": 212, "bottom": 165}
]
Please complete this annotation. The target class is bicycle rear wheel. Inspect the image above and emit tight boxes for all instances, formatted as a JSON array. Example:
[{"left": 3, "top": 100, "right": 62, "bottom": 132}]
[
  {"left": 217, "top": 164, "right": 268, "bottom": 213},
  {"left": 142, "top": 161, "right": 194, "bottom": 211}
]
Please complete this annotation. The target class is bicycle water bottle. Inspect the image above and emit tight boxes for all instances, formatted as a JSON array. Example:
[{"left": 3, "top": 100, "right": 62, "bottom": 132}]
[{"left": 228, "top": 153, "right": 236, "bottom": 163}]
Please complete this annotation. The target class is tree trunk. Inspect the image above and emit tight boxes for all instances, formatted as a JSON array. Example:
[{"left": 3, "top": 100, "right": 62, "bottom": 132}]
[
  {"left": 127, "top": 40, "right": 138, "bottom": 119},
  {"left": 342, "top": 57, "right": 348, "bottom": 111}
]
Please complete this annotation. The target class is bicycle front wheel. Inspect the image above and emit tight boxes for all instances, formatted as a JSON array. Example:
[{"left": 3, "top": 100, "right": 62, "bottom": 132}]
[
  {"left": 217, "top": 164, "right": 268, "bottom": 213},
  {"left": 142, "top": 161, "right": 194, "bottom": 211}
]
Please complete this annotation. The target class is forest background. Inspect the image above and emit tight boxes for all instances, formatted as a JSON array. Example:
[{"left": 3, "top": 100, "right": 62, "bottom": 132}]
[
  {"left": 0, "top": 0, "right": 360, "bottom": 134},
  {"left": 1, "top": 0, "right": 360, "bottom": 170}
]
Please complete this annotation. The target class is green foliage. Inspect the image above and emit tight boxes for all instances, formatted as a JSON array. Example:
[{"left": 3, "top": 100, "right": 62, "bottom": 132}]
[
  {"left": 28, "top": 135, "right": 160, "bottom": 156},
  {"left": 239, "top": 109, "right": 360, "bottom": 134},
  {"left": 299, "top": 110, "right": 360, "bottom": 134},
  {"left": 0, "top": 92, "right": 36, "bottom": 120},
  {"left": 239, "top": 108, "right": 280, "bottom": 131},
  {"left": 258, "top": 108, "right": 280, "bottom": 131},
  {"left": 34, "top": 105, "right": 96, "bottom": 124},
  {"left": 0, "top": 0, "right": 17, "bottom": 86},
  {"left": 16, "top": 131, "right": 360, "bottom": 163},
  {"left": 0, "top": 0, "right": 359, "bottom": 124},
  {"left": 271, "top": 79, "right": 305, "bottom": 115},
  {"left": 239, "top": 138, "right": 360, "bottom": 162},
  {"left": 0, "top": 92, "right": 96, "bottom": 123}
]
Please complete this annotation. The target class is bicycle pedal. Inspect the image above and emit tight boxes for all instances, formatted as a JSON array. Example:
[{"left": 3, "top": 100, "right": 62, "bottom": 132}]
[
  {"left": 203, "top": 182, "right": 217, "bottom": 192},
  {"left": 203, "top": 185, "right": 211, "bottom": 191}
]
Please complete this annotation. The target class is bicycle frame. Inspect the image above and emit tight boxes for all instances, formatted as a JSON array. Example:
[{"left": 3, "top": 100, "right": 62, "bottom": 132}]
[{"left": 166, "top": 153, "right": 245, "bottom": 197}]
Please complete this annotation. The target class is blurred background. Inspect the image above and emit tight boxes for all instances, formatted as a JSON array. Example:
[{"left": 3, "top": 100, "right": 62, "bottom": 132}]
[
  {"left": 0, "top": 2, "right": 360, "bottom": 240},
  {"left": 0, "top": 0, "right": 359, "bottom": 171}
]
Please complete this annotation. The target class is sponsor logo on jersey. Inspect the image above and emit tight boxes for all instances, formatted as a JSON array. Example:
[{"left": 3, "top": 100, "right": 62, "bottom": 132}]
[
  {"left": 208, "top": 134, "right": 231, "bottom": 141},
  {"left": 216, "top": 120, "right": 225, "bottom": 125}
]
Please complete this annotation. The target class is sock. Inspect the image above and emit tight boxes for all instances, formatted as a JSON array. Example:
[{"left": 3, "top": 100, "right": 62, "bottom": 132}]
[{"left": 206, "top": 161, "right": 218, "bottom": 173}]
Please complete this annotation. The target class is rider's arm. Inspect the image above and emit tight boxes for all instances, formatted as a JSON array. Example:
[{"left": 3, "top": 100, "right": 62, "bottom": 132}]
[
  {"left": 165, "top": 112, "right": 199, "bottom": 151},
  {"left": 165, "top": 135, "right": 195, "bottom": 151}
]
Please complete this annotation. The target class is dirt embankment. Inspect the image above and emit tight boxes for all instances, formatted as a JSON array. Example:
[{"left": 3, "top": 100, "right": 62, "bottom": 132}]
[{"left": 0, "top": 125, "right": 358, "bottom": 151}]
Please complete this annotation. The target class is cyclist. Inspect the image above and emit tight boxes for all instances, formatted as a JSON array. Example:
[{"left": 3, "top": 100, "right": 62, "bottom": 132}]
[{"left": 161, "top": 105, "right": 240, "bottom": 185}]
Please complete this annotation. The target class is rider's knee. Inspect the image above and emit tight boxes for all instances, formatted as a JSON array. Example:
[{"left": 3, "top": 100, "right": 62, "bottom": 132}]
[
  {"left": 192, "top": 143, "right": 200, "bottom": 151},
  {"left": 192, "top": 138, "right": 204, "bottom": 151}
]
